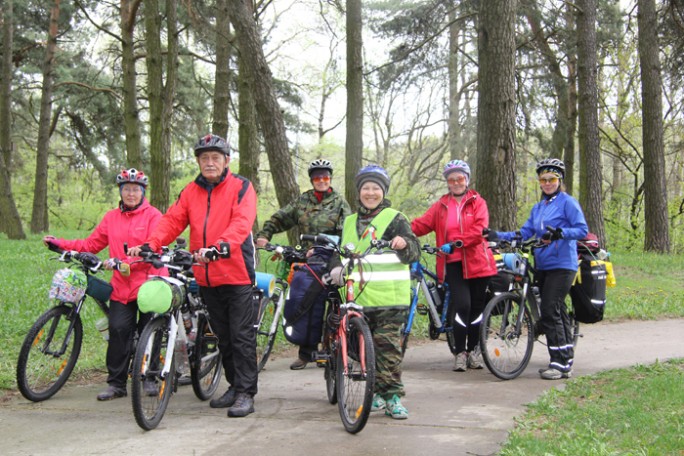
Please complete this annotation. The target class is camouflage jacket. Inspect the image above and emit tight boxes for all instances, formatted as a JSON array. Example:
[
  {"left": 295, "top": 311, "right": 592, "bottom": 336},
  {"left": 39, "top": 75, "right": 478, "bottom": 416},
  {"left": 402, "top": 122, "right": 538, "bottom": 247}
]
[{"left": 257, "top": 188, "right": 352, "bottom": 244}]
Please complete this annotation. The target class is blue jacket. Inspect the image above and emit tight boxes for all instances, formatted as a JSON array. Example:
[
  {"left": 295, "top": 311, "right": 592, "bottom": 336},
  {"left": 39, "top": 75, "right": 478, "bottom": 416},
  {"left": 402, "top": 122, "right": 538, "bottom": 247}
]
[{"left": 498, "top": 192, "right": 588, "bottom": 271}]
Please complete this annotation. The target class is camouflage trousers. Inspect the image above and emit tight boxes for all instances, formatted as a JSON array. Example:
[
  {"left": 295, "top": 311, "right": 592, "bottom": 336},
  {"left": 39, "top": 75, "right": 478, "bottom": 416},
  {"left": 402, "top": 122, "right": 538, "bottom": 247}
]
[{"left": 364, "top": 307, "right": 408, "bottom": 399}]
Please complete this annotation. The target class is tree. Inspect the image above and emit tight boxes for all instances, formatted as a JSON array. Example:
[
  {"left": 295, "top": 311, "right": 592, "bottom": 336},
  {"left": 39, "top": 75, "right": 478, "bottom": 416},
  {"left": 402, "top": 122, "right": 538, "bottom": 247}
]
[
  {"left": 346, "top": 0, "right": 363, "bottom": 209},
  {"left": 476, "top": 0, "right": 517, "bottom": 231},
  {"left": 638, "top": 0, "right": 670, "bottom": 252},
  {"left": 576, "top": 0, "right": 606, "bottom": 245},
  {"left": 120, "top": 0, "right": 143, "bottom": 168}
]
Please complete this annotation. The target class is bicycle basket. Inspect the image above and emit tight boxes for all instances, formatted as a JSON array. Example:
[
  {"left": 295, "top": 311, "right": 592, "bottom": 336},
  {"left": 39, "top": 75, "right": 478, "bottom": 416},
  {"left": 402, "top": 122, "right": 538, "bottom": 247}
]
[
  {"left": 49, "top": 268, "right": 88, "bottom": 303},
  {"left": 86, "top": 275, "right": 113, "bottom": 302},
  {"left": 138, "top": 276, "right": 184, "bottom": 314}
]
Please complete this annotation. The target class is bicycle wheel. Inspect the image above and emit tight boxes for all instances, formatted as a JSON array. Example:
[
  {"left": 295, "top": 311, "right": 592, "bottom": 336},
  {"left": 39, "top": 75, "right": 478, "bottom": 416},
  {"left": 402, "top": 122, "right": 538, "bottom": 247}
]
[
  {"left": 479, "top": 292, "right": 534, "bottom": 380},
  {"left": 16, "top": 305, "right": 83, "bottom": 402},
  {"left": 255, "top": 293, "right": 278, "bottom": 372},
  {"left": 336, "top": 316, "right": 375, "bottom": 434},
  {"left": 191, "top": 313, "right": 222, "bottom": 400},
  {"left": 131, "top": 316, "right": 174, "bottom": 430}
]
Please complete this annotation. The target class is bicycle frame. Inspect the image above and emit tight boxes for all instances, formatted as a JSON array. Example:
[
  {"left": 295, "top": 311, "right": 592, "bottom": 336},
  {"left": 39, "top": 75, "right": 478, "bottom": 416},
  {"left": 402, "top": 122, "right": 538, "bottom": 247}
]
[{"left": 404, "top": 263, "right": 451, "bottom": 337}]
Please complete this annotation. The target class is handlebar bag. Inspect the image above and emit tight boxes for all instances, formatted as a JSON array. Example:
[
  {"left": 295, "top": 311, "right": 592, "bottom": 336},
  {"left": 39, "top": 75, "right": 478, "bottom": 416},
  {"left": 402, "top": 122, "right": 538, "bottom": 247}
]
[
  {"left": 86, "top": 275, "right": 113, "bottom": 302},
  {"left": 283, "top": 263, "right": 328, "bottom": 347},
  {"left": 570, "top": 257, "right": 607, "bottom": 324},
  {"left": 49, "top": 268, "right": 88, "bottom": 303}
]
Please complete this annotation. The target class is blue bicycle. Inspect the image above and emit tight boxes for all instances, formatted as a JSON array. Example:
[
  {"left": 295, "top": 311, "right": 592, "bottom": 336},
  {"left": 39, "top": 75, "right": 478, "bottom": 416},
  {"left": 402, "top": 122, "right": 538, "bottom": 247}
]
[{"left": 400, "top": 245, "right": 455, "bottom": 354}]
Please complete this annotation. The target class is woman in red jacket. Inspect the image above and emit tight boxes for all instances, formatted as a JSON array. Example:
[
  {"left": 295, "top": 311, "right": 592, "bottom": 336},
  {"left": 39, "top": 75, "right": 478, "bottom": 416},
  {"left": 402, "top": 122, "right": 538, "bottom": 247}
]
[
  {"left": 411, "top": 160, "right": 496, "bottom": 372},
  {"left": 43, "top": 169, "right": 164, "bottom": 400}
]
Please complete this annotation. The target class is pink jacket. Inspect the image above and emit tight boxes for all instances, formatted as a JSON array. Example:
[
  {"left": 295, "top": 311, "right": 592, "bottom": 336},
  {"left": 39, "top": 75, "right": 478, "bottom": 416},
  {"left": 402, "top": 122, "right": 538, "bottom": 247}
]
[
  {"left": 56, "top": 199, "right": 165, "bottom": 304},
  {"left": 411, "top": 190, "right": 497, "bottom": 281}
]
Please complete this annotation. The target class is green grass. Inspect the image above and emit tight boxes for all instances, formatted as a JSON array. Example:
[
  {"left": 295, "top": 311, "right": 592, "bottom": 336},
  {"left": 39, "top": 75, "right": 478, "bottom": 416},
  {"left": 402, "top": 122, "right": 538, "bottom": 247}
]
[{"left": 501, "top": 359, "right": 684, "bottom": 455}]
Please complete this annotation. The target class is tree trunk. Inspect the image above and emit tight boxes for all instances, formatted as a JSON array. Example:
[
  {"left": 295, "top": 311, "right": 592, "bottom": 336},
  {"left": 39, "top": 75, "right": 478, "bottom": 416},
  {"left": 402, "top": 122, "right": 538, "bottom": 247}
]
[
  {"left": 226, "top": 0, "right": 299, "bottom": 218},
  {"left": 0, "top": 0, "right": 25, "bottom": 239},
  {"left": 345, "top": 0, "right": 363, "bottom": 210},
  {"left": 212, "top": 0, "right": 231, "bottom": 139},
  {"left": 638, "top": 0, "right": 670, "bottom": 252},
  {"left": 160, "top": 0, "right": 177, "bottom": 213},
  {"left": 448, "top": 1, "right": 461, "bottom": 161},
  {"left": 476, "top": 0, "right": 517, "bottom": 231},
  {"left": 576, "top": 0, "right": 605, "bottom": 244},
  {"left": 30, "top": 0, "right": 61, "bottom": 234},
  {"left": 121, "top": 0, "right": 142, "bottom": 169},
  {"left": 564, "top": 3, "right": 578, "bottom": 195}
]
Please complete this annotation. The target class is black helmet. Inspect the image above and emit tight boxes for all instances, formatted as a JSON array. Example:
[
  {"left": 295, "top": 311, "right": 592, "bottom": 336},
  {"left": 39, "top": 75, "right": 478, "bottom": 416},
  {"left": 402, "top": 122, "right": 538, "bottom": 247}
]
[
  {"left": 308, "top": 159, "right": 333, "bottom": 177},
  {"left": 194, "top": 134, "right": 230, "bottom": 157},
  {"left": 536, "top": 158, "right": 566, "bottom": 178}
]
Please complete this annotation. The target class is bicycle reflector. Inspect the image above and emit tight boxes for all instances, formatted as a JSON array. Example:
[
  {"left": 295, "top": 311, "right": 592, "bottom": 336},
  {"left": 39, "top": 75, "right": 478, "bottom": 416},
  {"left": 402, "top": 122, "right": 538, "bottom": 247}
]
[{"left": 138, "top": 277, "right": 184, "bottom": 314}]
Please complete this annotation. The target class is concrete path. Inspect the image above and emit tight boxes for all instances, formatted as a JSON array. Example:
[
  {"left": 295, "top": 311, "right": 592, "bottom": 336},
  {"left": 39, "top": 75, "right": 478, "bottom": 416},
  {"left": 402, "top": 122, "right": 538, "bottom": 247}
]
[{"left": 1, "top": 319, "right": 682, "bottom": 456}]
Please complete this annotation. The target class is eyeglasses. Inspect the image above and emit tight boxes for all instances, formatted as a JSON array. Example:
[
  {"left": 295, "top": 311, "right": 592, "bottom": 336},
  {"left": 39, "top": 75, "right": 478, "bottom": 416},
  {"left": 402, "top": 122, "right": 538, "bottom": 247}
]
[
  {"left": 538, "top": 177, "right": 559, "bottom": 184},
  {"left": 312, "top": 176, "right": 331, "bottom": 183},
  {"left": 447, "top": 176, "right": 467, "bottom": 185}
]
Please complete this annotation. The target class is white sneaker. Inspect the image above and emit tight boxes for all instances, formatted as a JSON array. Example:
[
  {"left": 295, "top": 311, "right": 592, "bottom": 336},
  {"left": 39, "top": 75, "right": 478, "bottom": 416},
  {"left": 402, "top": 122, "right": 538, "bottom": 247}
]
[
  {"left": 453, "top": 351, "right": 467, "bottom": 372},
  {"left": 467, "top": 346, "right": 484, "bottom": 369}
]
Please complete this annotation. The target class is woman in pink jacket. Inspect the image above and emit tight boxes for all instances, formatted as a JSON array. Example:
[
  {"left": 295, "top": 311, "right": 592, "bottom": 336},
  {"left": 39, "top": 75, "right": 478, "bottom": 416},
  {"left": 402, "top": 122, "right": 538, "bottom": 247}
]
[
  {"left": 411, "top": 160, "right": 497, "bottom": 372},
  {"left": 43, "top": 169, "right": 164, "bottom": 401}
]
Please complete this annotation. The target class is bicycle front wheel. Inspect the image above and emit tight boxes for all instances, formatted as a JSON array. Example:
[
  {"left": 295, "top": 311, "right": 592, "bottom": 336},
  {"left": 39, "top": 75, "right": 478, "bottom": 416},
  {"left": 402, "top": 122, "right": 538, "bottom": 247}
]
[
  {"left": 131, "top": 316, "right": 174, "bottom": 430},
  {"left": 16, "top": 305, "right": 83, "bottom": 402},
  {"left": 255, "top": 294, "right": 278, "bottom": 372},
  {"left": 479, "top": 292, "right": 534, "bottom": 380},
  {"left": 336, "top": 316, "right": 375, "bottom": 434},
  {"left": 191, "top": 313, "right": 222, "bottom": 400}
]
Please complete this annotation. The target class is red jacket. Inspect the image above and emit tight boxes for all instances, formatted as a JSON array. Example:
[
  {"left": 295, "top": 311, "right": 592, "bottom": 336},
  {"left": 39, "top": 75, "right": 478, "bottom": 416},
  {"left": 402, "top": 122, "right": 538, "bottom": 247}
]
[
  {"left": 146, "top": 170, "right": 257, "bottom": 287},
  {"left": 56, "top": 199, "right": 165, "bottom": 304},
  {"left": 411, "top": 190, "right": 496, "bottom": 281}
]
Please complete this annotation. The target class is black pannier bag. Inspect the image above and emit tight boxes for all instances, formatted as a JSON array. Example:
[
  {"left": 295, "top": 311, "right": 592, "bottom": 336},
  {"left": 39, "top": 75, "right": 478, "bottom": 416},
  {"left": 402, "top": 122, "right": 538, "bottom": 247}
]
[
  {"left": 570, "top": 255, "right": 607, "bottom": 324},
  {"left": 488, "top": 253, "right": 515, "bottom": 295}
]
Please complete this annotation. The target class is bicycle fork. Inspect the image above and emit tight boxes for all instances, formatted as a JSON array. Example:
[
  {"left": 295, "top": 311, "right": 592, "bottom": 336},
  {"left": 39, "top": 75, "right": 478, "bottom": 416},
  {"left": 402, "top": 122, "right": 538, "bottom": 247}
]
[{"left": 338, "top": 309, "right": 368, "bottom": 379}]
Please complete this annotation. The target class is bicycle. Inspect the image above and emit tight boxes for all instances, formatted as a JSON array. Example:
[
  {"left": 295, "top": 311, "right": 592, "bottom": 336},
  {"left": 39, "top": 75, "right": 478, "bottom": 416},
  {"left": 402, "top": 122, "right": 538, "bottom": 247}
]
[
  {"left": 479, "top": 235, "right": 580, "bottom": 380},
  {"left": 16, "top": 243, "right": 127, "bottom": 402},
  {"left": 254, "top": 243, "right": 307, "bottom": 372},
  {"left": 304, "top": 233, "right": 385, "bottom": 434},
  {"left": 130, "top": 240, "right": 222, "bottom": 430},
  {"left": 400, "top": 245, "right": 455, "bottom": 354}
]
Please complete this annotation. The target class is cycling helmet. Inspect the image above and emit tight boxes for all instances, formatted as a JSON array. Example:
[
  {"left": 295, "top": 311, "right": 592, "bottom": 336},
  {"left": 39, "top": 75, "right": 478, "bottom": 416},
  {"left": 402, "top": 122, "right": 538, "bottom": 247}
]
[
  {"left": 355, "top": 164, "right": 391, "bottom": 195},
  {"left": 536, "top": 158, "right": 565, "bottom": 178},
  {"left": 194, "top": 134, "right": 230, "bottom": 157},
  {"left": 442, "top": 159, "right": 471, "bottom": 179},
  {"left": 308, "top": 159, "right": 333, "bottom": 177},
  {"left": 116, "top": 168, "right": 148, "bottom": 188}
]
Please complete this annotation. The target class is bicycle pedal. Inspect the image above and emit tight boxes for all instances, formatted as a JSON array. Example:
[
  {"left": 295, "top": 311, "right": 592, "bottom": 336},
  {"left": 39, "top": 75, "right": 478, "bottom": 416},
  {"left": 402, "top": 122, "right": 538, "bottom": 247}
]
[{"left": 417, "top": 304, "right": 428, "bottom": 315}]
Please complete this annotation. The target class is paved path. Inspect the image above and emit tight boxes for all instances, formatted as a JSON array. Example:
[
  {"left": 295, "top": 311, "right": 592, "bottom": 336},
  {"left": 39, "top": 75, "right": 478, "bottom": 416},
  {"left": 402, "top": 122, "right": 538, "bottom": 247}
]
[{"left": 1, "top": 319, "right": 682, "bottom": 456}]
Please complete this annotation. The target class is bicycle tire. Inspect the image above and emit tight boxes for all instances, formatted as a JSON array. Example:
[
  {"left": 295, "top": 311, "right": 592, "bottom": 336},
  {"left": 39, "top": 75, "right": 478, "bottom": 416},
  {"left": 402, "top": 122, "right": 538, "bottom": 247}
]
[
  {"left": 131, "top": 316, "right": 175, "bottom": 430},
  {"left": 191, "top": 313, "right": 222, "bottom": 400},
  {"left": 16, "top": 305, "right": 83, "bottom": 402},
  {"left": 323, "top": 325, "right": 337, "bottom": 404},
  {"left": 479, "top": 292, "right": 534, "bottom": 380},
  {"left": 336, "top": 316, "right": 375, "bottom": 434},
  {"left": 255, "top": 294, "right": 278, "bottom": 372}
]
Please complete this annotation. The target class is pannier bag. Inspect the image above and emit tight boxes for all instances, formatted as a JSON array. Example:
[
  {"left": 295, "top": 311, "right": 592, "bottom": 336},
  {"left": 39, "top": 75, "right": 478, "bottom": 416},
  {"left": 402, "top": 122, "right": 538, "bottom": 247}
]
[
  {"left": 49, "top": 268, "right": 88, "bottom": 303},
  {"left": 488, "top": 254, "right": 516, "bottom": 295},
  {"left": 138, "top": 276, "right": 185, "bottom": 314},
  {"left": 86, "top": 275, "right": 114, "bottom": 302},
  {"left": 283, "top": 263, "right": 328, "bottom": 347},
  {"left": 570, "top": 257, "right": 607, "bottom": 324}
]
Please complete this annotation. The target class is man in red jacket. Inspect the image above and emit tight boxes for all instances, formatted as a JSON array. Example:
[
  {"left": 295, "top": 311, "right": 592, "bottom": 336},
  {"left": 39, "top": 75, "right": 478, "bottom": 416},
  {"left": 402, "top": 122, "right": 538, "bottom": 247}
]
[{"left": 129, "top": 134, "right": 258, "bottom": 417}]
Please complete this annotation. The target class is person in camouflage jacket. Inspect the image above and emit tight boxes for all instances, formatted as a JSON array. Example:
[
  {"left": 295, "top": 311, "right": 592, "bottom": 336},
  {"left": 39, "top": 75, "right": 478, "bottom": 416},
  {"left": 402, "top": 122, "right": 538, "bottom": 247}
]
[{"left": 256, "top": 159, "right": 352, "bottom": 369}]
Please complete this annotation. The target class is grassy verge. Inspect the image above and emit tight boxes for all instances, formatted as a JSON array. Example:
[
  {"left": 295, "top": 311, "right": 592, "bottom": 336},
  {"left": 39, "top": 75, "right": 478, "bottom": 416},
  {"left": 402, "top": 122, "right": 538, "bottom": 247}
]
[{"left": 501, "top": 359, "right": 684, "bottom": 455}]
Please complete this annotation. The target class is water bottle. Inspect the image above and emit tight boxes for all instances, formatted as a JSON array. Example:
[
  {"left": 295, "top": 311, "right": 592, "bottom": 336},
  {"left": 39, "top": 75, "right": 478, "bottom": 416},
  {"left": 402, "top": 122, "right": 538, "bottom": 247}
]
[
  {"left": 95, "top": 317, "right": 109, "bottom": 341},
  {"left": 181, "top": 310, "right": 195, "bottom": 343},
  {"left": 427, "top": 281, "right": 442, "bottom": 308},
  {"left": 531, "top": 286, "right": 541, "bottom": 306}
]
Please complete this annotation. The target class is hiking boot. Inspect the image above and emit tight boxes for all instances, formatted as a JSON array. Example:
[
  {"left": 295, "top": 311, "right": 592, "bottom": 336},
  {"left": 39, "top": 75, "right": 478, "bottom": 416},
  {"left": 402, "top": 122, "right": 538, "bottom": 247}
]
[
  {"left": 227, "top": 393, "right": 255, "bottom": 418},
  {"left": 210, "top": 387, "right": 237, "bottom": 408},
  {"left": 290, "top": 357, "right": 308, "bottom": 370},
  {"left": 371, "top": 393, "right": 386, "bottom": 411},
  {"left": 96, "top": 385, "right": 127, "bottom": 401},
  {"left": 467, "top": 346, "right": 484, "bottom": 369},
  {"left": 539, "top": 367, "right": 572, "bottom": 380},
  {"left": 143, "top": 379, "right": 158, "bottom": 397},
  {"left": 453, "top": 351, "right": 467, "bottom": 372},
  {"left": 384, "top": 395, "right": 408, "bottom": 420}
]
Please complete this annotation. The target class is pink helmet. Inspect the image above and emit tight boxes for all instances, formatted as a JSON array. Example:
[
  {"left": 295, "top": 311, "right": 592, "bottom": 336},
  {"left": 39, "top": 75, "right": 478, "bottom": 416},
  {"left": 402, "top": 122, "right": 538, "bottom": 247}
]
[{"left": 116, "top": 168, "right": 148, "bottom": 188}]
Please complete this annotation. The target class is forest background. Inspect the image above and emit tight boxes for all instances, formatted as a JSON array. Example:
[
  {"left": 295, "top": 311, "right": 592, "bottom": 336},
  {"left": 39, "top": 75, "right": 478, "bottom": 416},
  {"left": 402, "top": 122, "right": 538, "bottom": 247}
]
[{"left": 0, "top": 0, "right": 683, "bottom": 254}]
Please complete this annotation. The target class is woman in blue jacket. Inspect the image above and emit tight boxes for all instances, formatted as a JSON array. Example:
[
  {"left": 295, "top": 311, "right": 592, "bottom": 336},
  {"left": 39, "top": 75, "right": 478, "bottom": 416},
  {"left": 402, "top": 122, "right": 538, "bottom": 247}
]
[{"left": 490, "top": 158, "right": 588, "bottom": 380}]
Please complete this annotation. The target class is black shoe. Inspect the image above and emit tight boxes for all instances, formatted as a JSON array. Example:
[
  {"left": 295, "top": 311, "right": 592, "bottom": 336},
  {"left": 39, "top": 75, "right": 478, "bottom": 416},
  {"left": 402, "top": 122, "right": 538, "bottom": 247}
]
[
  {"left": 290, "top": 357, "right": 308, "bottom": 370},
  {"left": 210, "top": 388, "right": 236, "bottom": 408},
  {"left": 97, "top": 385, "right": 127, "bottom": 401},
  {"left": 227, "top": 393, "right": 254, "bottom": 418}
]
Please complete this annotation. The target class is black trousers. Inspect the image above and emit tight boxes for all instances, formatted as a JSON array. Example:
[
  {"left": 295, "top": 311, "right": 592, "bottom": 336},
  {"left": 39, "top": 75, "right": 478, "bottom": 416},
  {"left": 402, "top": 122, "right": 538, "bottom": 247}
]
[
  {"left": 106, "top": 300, "right": 151, "bottom": 388},
  {"left": 536, "top": 269, "right": 576, "bottom": 372},
  {"left": 445, "top": 262, "right": 492, "bottom": 354},
  {"left": 202, "top": 284, "right": 258, "bottom": 396}
]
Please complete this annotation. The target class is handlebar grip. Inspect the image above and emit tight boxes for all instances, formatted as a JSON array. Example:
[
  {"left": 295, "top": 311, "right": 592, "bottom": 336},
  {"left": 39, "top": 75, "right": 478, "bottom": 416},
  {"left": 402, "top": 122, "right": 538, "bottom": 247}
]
[{"left": 371, "top": 239, "right": 391, "bottom": 249}]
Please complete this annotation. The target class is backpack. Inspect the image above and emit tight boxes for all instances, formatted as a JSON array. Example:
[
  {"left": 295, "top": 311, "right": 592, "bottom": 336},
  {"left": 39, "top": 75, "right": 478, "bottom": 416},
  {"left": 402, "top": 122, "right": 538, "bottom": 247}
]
[{"left": 570, "top": 254, "right": 608, "bottom": 324}]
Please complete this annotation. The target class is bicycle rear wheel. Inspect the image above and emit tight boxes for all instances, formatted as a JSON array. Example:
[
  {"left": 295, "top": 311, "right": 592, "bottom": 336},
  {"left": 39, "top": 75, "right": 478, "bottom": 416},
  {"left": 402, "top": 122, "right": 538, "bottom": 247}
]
[
  {"left": 131, "top": 316, "right": 174, "bottom": 430},
  {"left": 336, "top": 315, "right": 375, "bottom": 434},
  {"left": 479, "top": 292, "right": 534, "bottom": 380},
  {"left": 16, "top": 305, "right": 83, "bottom": 402},
  {"left": 191, "top": 313, "right": 222, "bottom": 400},
  {"left": 255, "top": 293, "right": 278, "bottom": 372}
]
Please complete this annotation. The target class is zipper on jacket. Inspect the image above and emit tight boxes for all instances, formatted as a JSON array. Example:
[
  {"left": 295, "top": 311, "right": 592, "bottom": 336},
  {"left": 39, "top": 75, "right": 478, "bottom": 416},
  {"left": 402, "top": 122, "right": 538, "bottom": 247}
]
[{"left": 203, "top": 187, "right": 212, "bottom": 286}]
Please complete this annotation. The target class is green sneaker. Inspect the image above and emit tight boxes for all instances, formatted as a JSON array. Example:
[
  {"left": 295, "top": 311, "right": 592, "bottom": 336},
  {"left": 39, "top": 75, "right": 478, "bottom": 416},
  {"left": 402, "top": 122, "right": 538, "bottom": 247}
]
[
  {"left": 371, "top": 393, "right": 386, "bottom": 411},
  {"left": 384, "top": 395, "right": 408, "bottom": 420}
]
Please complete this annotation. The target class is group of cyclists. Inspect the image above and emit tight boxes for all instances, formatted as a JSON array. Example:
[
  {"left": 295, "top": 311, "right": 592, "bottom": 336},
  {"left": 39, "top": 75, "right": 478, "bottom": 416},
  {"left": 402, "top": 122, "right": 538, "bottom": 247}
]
[{"left": 43, "top": 132, "right": 588, "bottom": 420}]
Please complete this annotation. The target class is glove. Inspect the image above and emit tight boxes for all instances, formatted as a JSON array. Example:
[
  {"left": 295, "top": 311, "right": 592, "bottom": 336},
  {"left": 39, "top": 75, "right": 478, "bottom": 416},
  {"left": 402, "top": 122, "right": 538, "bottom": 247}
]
[
  {"left": 440, "top": 243, "right": 453, "bottom": 254},
  {"left": 322, "top": 266, "right": 345, "bottom": 286},
  {"left": 483, "top": 229, "right": 499, "bottom": 242},
  {"left": 541, "top": 227, "right": 563, "bottom": 241}
]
